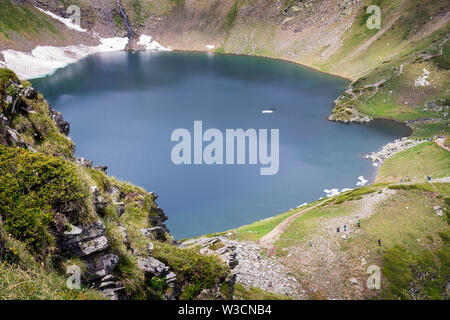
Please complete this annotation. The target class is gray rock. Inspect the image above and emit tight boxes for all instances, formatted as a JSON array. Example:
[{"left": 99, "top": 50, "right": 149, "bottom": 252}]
[
  {"left": 166, "top": 272, "right": 177, "bottom": 287},
  {"left": 137, "top": 257, "right": 167, "bottom": 277},
  {"left": 147, "top": 242, "right": 154, "bottom": 255},
  {"left": 433, "top": 206, "right": 444, "bottom": 216},
  {"left": 85, "top": 253, "right": 119, "bottom": 281},
  {"left": 59, "top": 221, "right": 109, "bottom": 257},
  {"left": 48, "top": 105, "right": 70, "bottom": 135},
  {"left": 75, "top": 157, "right": 93, "bottom": 168},
  {"left": 90, "top": 186, "right": 107, "bottom": 214},
  {"left": 117, "top": 224, "right": 131, "bottom": 249},
  {"left": 140, "top": 226, "right": 165, "bottom": 238},
  {"left": 23, "top": 86, "right": 37, "bottom": 99},
  {"left": 113, "top": 201, "right": 125, "bottom": 217}
]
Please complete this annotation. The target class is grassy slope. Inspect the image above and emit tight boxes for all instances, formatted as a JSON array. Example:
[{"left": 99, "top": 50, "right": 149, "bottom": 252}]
[
  {"left": 225, "top": 140, "right": 449, "bottom": 299},
  {"left": 0, "top": 1, "right": 62, "bottom": 44},
  {"left": 376, "top": 142, "right": 450, "bottom": 183}
]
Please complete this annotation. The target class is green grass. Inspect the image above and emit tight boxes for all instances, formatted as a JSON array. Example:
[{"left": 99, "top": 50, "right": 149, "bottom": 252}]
[
  {"left": 0, "top": 262, "right": 104, "bottom": 300},
  {"left": 224, "top": 0, "right": 238, "bottom": 33},
  {"left": 233, "top": 282, "right": 291, "bottom": 300},
  {"left": 232, "top": 200, "right": 325, "bottom": 242},
  {"left": 376, "top": 142, "right": 450, "bottom": 183},
  {"left": 0, "top": 2, "right": 61, "bottom": 43},
  {"left": 276, "top": 201, "right": 357, "bottom": 249},
  {"left": 152, "top": 241, "right": 230, "bottom": 299},
  {"left": 0, "top": 146, "right": 93, "bottom": 256}
]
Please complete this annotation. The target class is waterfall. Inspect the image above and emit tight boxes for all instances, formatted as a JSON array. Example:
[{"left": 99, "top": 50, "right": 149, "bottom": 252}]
[{"left": 117, "top": 0, "right": 134, "bottom": 45}]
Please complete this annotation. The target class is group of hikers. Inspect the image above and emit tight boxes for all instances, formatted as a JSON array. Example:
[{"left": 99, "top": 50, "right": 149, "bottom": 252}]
[{"left": 334, "top": 219, "right": 382, "bottom": 246}]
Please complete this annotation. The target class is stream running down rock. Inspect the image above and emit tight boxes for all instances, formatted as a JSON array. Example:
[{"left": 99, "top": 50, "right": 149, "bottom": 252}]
[{"left": 117, "top": 0, "right": 134, "bottom": 47}]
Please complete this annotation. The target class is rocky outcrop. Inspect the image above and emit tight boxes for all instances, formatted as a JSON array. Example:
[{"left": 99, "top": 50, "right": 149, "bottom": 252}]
[
  {"left": 48, "top": 105, "right": 70, "bottom": 136},
  {"left": 183, "top": 236, "right": 298, "bottom": 297},
  {"left": 57, "top": 221, "right": 126, "bottom": 299},
  {"left": 364, "top": 138, "right": 424, "bottom": 163}
]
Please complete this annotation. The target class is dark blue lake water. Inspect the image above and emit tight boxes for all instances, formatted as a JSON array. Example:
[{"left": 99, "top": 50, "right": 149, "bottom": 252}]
[{"left": 31, "top": 51, "right": 410, "bottom": 239}]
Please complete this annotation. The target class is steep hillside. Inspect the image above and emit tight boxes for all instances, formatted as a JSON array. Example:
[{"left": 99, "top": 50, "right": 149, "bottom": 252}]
[
  {"left": 0, "top": 0, "right": 448, "bottom": 300},
  {"left": 0, "top": 68, "right": 234, "bottom": 300},
  {"left": 212, "top": 142, "right": 449, "bottom": 300}
]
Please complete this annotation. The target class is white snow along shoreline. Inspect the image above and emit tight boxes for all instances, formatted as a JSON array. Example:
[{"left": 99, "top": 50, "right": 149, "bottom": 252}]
[
  {"left": 1, "top": 38, "right": 129, "bottom": 79},
  {"left": 0, "top": 9, "right": 171, "bottom": 79}
]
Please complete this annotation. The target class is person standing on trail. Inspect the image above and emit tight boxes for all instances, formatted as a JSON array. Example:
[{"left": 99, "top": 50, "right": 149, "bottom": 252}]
[
  {"left": 357, "top": 220, "right": 361, "bottom": 228},
  {"left": 378, "top": 238, "right": 381, "bottom": 246},
  {"left": 344, "top": 224, "right": 347, "bottom": 232},
  {"left": 337, "top": 227, "right": 340, "bottom": 233}
]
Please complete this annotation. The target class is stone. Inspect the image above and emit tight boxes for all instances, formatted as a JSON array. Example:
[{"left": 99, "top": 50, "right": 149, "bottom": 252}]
[
  {"left": 147, "top": 242, "right": 154, "bottom": 255},
  {"left": 113, "top": 201, "right": 125, "bottom": 217},
  {"left": 23, "top": 86, "right": 37, "bottom": 99},
  {"left": 90, "top": 186, "right": 107, "bottom": 214},
  {"left": 75, "top": 157, "right": 93, "bottom": 168},
  {"left": 433, "top": 206, "right": 444, "bottom": 216},
  {"left": 85, "top": 253, "right": 120, "bottom": 281},
  {"left": 349, "top": 277, "right": 358, "bottom": 285},
  {"left": 94, "top": 166, "right": 108, "bottom": 173},
  {"left": 101, "top": 286, "right": 127, "bottom": 300},
  {"left": 140, "top": 226, "right": 165, "bottom": 238},
  {"left": 48, "top": 105, "right": 70, "bottom": 135},
  {"left": 166, "top": 272, "right": 177, "bottom": 287},
  {"left": 59, "top": 221, "right": 109, "bottom": 257},
  {"left": 137, "top": 257, "right": 167, "bottom": 277},
  {"left": 117, "top": 224, "right": 131, "bottom": 249}
]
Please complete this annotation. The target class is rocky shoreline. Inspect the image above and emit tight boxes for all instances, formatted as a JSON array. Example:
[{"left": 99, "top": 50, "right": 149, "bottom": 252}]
[{"left": 364, "top": 137, "right": 424, "bottom": 164}]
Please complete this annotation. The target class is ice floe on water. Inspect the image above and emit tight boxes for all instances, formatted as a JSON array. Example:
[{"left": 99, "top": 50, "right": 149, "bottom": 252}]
[
  {"left": 138, "top": 35, "right": 172, "bottom": 51},
  {"left": 36, "top": 7, "right": 87, "bottom": 33},
  {"left": 356, "top": 176, "right": 368, "bottom": 186}
]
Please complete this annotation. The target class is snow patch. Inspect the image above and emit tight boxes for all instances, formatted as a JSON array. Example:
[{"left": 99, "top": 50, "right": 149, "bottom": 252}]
[
  {"left": 414, "top": 68, "right": 431, "bottom": 86},
  {"left": 356, "top": 176, "right": 368, "bottom": 186},
  {"left": 36, "top": 7, "right": 87, "bottom": 33},
  {"left": 138, "top": 35, "right": 171, "bottom": 51},
  {"left": 206, "top": 44, "right": 215, "bottom": 50},
  {"left": 296, "top": 202, "right": 308, "bottom": 208},
  {"left": 2, "top": 37, "right": 128, "bottom": 79}
]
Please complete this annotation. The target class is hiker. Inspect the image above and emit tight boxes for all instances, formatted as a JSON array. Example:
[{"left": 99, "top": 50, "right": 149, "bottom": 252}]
[
  {"left": 378, "top": 238, "right": 381, "bottom": 246},
  {"left": 357, "top": 220, "right": 360, "bottom": 228},
  {"left": 310, "top": 241, "right": 313, "bottom": 248},
  {"left": 427, "top": 175, "right": 432, "bottom": 181},
  {"left": 344, "top": 224, "right": 347, "bottom": 232},
  {"left": 337, "top": 227, "right": 340, "bottom": 233}
]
